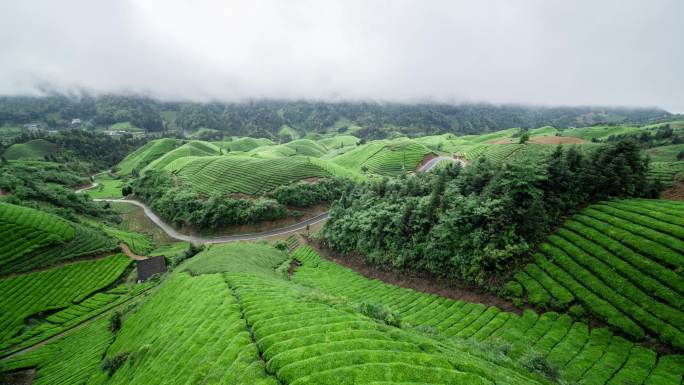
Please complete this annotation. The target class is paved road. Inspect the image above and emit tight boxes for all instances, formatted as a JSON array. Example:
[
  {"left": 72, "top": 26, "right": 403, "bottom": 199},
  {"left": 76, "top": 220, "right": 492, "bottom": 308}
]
[
  {"left": 95, "top": 198, "right": 328, "bottom": 244},
  {"left": 74, "top": 181, "right": 99, "bottom": 193},
  {"left": 417, "top": 156, "right": 465, "bottom": 172},
  {"left": 93, "top": 156, "right": 461, "bottom": 244}
]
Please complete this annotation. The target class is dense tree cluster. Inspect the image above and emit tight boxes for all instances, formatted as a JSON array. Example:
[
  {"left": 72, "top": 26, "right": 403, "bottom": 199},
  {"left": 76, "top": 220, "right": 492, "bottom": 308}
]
[
  {"left": 0, "top": 161, "right": 119, "bottom": 222},
  {"left": 0, "top": 95, "right": 163, "bottom": 131},
  {"left": 322, "top": 140, "right": 657, "bottom": 288},
  {"left": 7, "top": 130, "right": 148, "bottom": 170},
  {"left": 0, "top": 95, "right": 671, "bottom": 139},
  {"left": 270, "top": 178, "right": 354, "bottom": 207},
  {"left": 129, "top": 171, "right": 350, "bottom": 229}
]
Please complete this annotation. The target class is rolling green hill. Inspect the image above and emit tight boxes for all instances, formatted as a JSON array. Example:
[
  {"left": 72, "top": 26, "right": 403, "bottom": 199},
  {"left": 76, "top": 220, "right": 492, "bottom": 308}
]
[
  {"left": 331, "top": 139, "right": 433, "bottom": 175},
  {"left": 168, "top": 155, "right": 335, "bottom": 195},
  {"left": 142, "top": 140, "right": 220, "bottom": 172},
  {"left": 115, "top": 138, "right": 180, "bottom": 175},
  {"left": 2, "top": 139, "right": 57, "bottom": 160}
]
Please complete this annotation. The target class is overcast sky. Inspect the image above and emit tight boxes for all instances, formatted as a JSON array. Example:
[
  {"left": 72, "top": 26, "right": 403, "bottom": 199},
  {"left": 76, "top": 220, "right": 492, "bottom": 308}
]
[{"left": 1, "top": 0, "right": 682, "bottom": 112}]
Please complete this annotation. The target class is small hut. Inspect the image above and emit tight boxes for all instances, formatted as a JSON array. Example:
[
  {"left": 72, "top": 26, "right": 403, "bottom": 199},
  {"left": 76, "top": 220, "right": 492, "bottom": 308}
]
[{"left": 136, "top": 256, "right": 167, "bottom": 282}]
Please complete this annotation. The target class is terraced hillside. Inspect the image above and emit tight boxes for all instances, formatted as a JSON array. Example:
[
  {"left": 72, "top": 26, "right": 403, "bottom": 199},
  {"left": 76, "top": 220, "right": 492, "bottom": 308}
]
[
  {"left": 89, "top": 243, "right": 556, "bottom": 385},
  {"left": 167, "top": 155, "right": 335, "bottom": 195},
  {"left": 2, "top": 241, "right": 682, "bottom": 384},
  {"left": 648, "top": 161, "right": 684, "bottom": 186},
  {"left": 292, "top": 246, "right": 684, "bottom": 384},
  {"left": 0, "top": 254, "right": 131, "bottom": 348},
  {"left": 0, "top": 202, "right": 117, "bottom": 275},
  {"left": 2, "top": 139, "right": 57, "bottom": 160},
  {"left": 249, "top": 139, "right": 328, "bottom": 159},
  {"left": 215, "top": 137, "right": 273, "bottom": 152},
  {"left": 115, "top": 138, "right": 180, "bottom": 175},
  {"left": 332, "top": 139, "right": 433, "bottom": 175},
  {"left": 506, "top": 199, "right": 684, "bottom": 350}
]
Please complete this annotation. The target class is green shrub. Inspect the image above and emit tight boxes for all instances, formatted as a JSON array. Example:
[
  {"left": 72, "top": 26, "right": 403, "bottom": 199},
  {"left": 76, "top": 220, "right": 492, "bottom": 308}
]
[
  {"left": 108, "top": 311, "right": 122, "bottom": 332},
  {"left": 503, "top": 281, "right": 523, "bottom": 298},
  {"left": 101, "top": 352, "right": 129, "bottom": 377},
  {"left": 569, "top": 304, "right": 586, "bottom": 319},
  {"left": 520, "top": 351, "right": 559, "bottom": 380},
  {"left": 358, "top": 302, "right": 402, "bottom": 327}
]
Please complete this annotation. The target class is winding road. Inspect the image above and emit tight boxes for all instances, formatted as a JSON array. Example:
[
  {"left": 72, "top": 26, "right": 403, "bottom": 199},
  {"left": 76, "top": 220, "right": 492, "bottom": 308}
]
[
  {"left": 95, "top": 198, "right": 328, "bottom": 244},
  {"left": 90, "top": 155, "right": 462, "bottom": 244}
]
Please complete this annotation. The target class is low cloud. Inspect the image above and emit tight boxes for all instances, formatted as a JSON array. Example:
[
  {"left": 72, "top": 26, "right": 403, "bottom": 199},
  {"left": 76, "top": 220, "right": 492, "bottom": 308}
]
[{"left": 1, "top": 0, "right": 682, "bottom": 112}]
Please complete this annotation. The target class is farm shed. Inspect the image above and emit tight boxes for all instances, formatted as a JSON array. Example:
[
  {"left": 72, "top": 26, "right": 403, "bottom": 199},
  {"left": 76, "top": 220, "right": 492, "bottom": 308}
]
[{"left": 136, "top": 256, "right": 167, "bottom": 282}]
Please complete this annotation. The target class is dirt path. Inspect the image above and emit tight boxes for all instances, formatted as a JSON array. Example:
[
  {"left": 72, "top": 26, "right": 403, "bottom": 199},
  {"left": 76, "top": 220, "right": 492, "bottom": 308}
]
[{"left": 119, "top": 243, "right": 146, "bottom": 260}]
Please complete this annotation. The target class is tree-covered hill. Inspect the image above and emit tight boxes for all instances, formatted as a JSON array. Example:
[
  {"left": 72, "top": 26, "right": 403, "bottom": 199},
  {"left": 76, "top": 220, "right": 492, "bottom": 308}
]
[{"left": 0, "top": 95, "right": 672, "bottom": 139}]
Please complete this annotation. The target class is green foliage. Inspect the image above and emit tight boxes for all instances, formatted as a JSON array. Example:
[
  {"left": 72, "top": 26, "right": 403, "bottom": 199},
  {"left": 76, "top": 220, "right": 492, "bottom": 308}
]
[
  {"left": 108, "top": 311, "right": 122, "bottom": 333},
  {"left": 520, "top": 351, "right": 559, "bottom": 381},
  {"left": 101, "top": 353, "right": 129, "bottom": 377},
  {"left": 271, "top": 178, "right": 354, "bottom": 207}
]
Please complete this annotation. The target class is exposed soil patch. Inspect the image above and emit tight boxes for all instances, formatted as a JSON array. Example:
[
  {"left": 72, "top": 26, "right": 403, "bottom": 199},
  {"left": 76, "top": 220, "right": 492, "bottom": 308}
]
[
  {"left": 119, "top": 243, "right": 146, "bottom": 260},
  {"left": 661, "top": 177, "right": 684, "bottom": 201},
  {"left": 304, "top": 239, "right": 522, "bottom": 314},
  {"left": 415, "top": 153, "right": 438, "bottom": 170}
]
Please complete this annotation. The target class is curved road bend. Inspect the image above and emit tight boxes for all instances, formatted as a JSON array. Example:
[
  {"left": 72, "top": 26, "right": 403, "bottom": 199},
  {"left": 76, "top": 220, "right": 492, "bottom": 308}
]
[
  {"left": 92, "top": 156, "right": 461, "bottom": 244},
  {"left": 94, "top": 198, "right": 328, "bottom": 244},
  {"left": 417, "top": 155, "right": 466, "bottom": 172}
]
